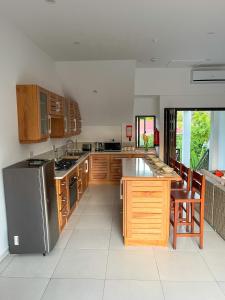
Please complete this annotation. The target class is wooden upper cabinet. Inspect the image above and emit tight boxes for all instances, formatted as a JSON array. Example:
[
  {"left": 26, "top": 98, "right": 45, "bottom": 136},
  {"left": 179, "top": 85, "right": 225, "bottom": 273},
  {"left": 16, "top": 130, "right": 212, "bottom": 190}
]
[
  {"left": 17, "top": 85, "right": 82, "bottom": 142},
  {"left": 50, "top": 97, "right": 68, "bottom": 138},
  {"left": 48, "top": 92, "right": 64, "bottom": 116},
  {"left": 17, "top": 85, "right": 49, "bottom": 143},
  {"left": 69, "top": 101, "right": 76, "bottom": 134}
]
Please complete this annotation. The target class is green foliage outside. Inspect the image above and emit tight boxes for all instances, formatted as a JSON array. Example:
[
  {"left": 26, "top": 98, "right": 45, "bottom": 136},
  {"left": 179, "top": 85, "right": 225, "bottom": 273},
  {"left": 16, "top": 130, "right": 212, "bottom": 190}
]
[
  {"left": 190, "top": 112, "right": 210, "bottom": 169},
  {"left": 176, "top": 111, "right": 211, "bottom": 169}
]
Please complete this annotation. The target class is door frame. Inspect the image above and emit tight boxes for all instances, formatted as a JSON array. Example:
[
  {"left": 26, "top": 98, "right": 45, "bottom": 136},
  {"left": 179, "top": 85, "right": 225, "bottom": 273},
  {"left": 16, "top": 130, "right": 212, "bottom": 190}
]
[{"left": 164, "top": 107, "right": 225, "bottom": 164}]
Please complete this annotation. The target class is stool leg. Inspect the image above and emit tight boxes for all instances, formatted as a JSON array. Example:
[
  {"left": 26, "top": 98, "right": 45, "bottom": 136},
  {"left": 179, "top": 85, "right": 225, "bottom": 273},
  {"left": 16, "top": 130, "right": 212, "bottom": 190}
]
[
  {"left": 173, "top": 202, "right": 178, "bottom": 249},
  {"left": 186, "top": 202, "right": 190, "bottom": 232},
  {"left": 191, "top": 202, "right": 195, "bottom": 233},
  {"left": 200, "top": 201, "right": 204, "bottom": 249}
]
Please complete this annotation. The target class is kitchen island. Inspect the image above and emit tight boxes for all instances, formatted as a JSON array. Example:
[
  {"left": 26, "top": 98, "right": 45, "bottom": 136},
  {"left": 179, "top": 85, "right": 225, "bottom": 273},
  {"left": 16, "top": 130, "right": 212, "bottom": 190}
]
[{"left": 121, "top": 158, "right": 180, "bottom": 247}]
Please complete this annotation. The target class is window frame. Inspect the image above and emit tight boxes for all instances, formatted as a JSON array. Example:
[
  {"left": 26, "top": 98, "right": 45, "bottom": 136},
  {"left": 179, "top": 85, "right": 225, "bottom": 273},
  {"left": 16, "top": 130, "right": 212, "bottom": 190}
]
[{"left": 135, "top": 115, "right": 156, "bottom": 148}]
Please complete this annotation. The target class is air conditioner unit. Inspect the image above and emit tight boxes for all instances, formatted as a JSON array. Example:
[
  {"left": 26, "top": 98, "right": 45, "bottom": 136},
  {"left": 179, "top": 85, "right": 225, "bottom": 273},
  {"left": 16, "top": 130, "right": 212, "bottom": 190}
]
[{"left": 191, "top": 69, "right": 225, "bottom": 83}]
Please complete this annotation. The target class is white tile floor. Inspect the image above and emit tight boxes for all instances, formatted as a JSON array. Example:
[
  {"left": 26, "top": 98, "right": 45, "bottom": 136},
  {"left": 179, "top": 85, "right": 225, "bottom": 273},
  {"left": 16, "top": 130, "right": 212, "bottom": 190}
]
[{"left": 1, "top": 184, "right": 225, "bottom": 299}]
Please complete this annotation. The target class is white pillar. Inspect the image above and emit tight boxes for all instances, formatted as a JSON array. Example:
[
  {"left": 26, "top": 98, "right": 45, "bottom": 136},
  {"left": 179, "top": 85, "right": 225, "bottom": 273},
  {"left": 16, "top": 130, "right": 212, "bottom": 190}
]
[
  {"left": 182, "top": 111, "right": 191, "bottom": 167},
  {"left": 218, "top": 111, "right": 225, "bottom": 169}
]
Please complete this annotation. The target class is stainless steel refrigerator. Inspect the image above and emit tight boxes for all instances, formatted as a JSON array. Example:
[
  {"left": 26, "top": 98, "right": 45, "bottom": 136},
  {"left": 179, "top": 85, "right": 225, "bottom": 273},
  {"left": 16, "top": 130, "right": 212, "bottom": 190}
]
[{"left": 3, "top": 159, "right": 59, "bottom": 255}]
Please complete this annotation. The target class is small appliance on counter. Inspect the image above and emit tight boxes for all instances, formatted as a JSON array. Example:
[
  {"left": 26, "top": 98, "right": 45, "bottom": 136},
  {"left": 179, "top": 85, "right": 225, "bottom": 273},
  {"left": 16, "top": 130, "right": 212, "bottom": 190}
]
[
  {"left": 95, "top": 142, "right": 104, "bottom": 152},
  {"left": 3, "top": 159, "right": 59, "bottom": 255},
  {"left": 82, "top": 143, "right": 92, "bottom": 152},
  {"left": 104, "top": 142, "right": 121, "bottom": 152}
]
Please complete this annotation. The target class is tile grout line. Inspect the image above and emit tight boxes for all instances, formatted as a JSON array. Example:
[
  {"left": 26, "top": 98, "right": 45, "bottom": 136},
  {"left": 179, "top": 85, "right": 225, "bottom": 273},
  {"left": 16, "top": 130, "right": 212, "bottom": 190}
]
[
  {"left": 40, "top": 213, "right": 78, "bottom": 300},
  {"left": 0, "top": 254, "right": 16, "bottom": 276},
  {"left": 101, "top": 199, "right": 116, "bottom": 300},
  {"left": 153, "top": 247, "right": 166, "bottom": 300},
  {"left": 198, "top": 249, "right": 225, "bottom": 295}
]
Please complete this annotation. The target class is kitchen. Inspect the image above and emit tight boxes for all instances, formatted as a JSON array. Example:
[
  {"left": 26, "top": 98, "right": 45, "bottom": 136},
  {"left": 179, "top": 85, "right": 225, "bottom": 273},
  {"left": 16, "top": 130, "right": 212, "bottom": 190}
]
[{"left": 1, "top": 1, "right": 225, "bottom": 299}]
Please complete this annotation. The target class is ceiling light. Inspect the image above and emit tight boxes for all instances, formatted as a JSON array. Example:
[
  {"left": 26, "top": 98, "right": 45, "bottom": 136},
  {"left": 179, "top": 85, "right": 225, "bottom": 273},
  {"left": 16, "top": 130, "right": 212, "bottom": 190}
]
[
  {"left": 151, "top": 57, "right": 160, "bottom": 62},
  {"left": 92, "top": 90, "right": 98, "bottom": 94},
  {"left": 207, "top": 32, "right": 216, "bottom": 35},
  {"left": 45, "top": 0, "right": 56, "bottom": 3},
  {"left": 73, "top": 41, "right": 80, "bottom": 45}
]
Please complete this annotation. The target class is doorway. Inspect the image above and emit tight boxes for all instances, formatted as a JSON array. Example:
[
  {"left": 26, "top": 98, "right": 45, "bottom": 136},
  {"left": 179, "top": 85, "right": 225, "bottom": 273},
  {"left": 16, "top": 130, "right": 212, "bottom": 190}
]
[{"left": 164, "top": 108, "right": 225, "bottom": 170}]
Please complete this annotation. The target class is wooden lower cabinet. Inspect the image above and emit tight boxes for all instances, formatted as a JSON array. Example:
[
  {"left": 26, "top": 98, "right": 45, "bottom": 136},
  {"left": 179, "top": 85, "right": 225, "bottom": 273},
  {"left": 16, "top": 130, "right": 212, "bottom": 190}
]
[
  {"left": 90, "top": 153, "right": 146, "bottom": 183},
  {"left": 90, "top": 155, "right": 110, "bottom": 182},
  {"left": 56, "top": 159, "right": 89, "bottom": 231},
  {"left": 122, "top": 179, "right": 170, "bottom": 246},
  {"left": 55, "top": 177, "right": 68, "bottom": 231}
]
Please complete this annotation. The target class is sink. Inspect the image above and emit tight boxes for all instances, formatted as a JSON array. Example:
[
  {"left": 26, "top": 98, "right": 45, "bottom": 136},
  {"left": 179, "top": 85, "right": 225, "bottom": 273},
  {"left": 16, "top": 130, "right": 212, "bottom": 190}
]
[{"left": 63, "top": 151, "right": 87, "bottom": 160}]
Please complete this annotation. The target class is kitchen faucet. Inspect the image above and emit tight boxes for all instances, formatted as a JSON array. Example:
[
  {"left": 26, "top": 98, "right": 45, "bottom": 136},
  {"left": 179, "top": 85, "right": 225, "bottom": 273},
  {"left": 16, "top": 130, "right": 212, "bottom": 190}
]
[{"left": 65, "top": 139, "right": 74, "bottom": 155}]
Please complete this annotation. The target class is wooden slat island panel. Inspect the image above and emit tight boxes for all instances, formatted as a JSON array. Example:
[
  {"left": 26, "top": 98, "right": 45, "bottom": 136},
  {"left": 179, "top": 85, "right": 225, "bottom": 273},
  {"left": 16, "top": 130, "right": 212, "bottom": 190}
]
[{"left": 122, "top": 158, "right": 180, "bottom": 247}]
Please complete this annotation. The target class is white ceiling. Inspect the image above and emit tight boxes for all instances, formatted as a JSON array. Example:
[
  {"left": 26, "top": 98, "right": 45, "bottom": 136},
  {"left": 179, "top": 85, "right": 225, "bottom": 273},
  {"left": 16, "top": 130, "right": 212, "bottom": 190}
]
[
  {"left": 1, "top": 0, "right": 225, "bottom": 67},
  {"left": 56, "top": 61, "right": 136, "bottom": 125}
]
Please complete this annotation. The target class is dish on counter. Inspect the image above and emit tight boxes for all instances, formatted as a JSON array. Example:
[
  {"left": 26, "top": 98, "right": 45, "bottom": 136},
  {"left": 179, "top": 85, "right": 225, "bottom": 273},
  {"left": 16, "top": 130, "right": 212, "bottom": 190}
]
[
  {"left": 162, "top": 166, "right": 174, "bottom": 173},
  {"left": 155, "top": 162, "right": 165, "bottom": 168}
]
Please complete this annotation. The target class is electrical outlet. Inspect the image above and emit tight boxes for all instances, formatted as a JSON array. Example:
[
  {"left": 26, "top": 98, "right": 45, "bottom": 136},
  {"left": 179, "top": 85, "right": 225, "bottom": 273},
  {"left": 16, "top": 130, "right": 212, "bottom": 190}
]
[{"left": 14, "top": 235, "right": 19, "bottom": 246}]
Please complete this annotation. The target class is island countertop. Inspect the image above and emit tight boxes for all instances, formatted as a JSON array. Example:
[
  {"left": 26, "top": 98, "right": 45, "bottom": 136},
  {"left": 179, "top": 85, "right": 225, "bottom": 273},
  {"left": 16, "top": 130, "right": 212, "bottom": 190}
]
[{"left": 122, "top": 157, "right": 180, "bottom": 180}]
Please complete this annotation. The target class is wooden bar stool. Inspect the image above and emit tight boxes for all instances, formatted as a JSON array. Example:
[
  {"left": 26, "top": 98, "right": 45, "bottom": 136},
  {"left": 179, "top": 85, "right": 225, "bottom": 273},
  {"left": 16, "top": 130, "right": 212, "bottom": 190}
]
[
  {"left": 173, "top": 160, "right": 182, "bottom": 175},
  {"left": 170, "top": 171, "right": 205, "bottom": 249},
  {"left": 171, "top": 163, "right": 191, "bottom": 191},
  {"left": 169, "top": 157, "right": 176, "bottom": 169}
]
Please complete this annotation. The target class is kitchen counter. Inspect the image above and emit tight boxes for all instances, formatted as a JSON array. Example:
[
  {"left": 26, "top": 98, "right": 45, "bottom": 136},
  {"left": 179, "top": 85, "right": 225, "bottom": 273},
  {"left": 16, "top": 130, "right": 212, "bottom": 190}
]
[
  {"left": 54, "top": 150, "right": 156, "bottom": 180},
  {"left": 121, "top": 157, "right": 180, "bottom": 247},
  {"left": 54, "top": 153, "right": 89, "bottom": 179},
  {"left": 122, "top": 157, "right": 179, "bottom": 179},
  {"left": 90, "top": 150, "right": 155, "bottom": 155}
]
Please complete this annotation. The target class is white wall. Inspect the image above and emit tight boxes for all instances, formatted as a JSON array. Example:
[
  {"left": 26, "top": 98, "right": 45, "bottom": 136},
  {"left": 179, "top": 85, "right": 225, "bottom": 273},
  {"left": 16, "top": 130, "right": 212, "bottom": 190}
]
[
  {"left": 133, "top": 96, "right": 160, "bottom": 118},
  {"left": 135, "top": 68, "right": 225, "bottom": 159},
  {"left": 56, "top": 61, "right": 136, "bottom": 126},
  {"left": 0, "top": 18, "right": 65, "bottom": 259},
  {"left": 77, "top": 126, "right": 121, "bottom": 142}
]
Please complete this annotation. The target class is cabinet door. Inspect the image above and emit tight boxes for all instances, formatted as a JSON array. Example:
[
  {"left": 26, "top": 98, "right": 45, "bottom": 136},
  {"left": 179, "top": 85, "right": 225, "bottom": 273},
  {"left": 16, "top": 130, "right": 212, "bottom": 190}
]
[
  {"left": 39, "top": 88, "right": 49, "bottom": 138},
  {"left": 69, "top": 101, "right": 76, "bottom": 134},
  {"left": 48, "top": 92, "right": 64, "bottom": 116},
  {"left": 110, "top": 155, "right": 122, "bottom": 181},
  {"left": 90, "top": 155, "right": 109, "bottom": 181},
  {"left": 64, "top": 98, "right": 72, "bottom": 136}
]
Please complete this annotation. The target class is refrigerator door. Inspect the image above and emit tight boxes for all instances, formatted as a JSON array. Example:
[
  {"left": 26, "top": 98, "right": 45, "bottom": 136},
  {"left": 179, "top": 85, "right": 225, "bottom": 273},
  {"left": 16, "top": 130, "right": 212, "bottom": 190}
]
[
  {"left": 41, "top": 160, "right": 59, "bottom": 252},
  {"left": 3, "top": 166, "right": 46, "bottom": 254}
]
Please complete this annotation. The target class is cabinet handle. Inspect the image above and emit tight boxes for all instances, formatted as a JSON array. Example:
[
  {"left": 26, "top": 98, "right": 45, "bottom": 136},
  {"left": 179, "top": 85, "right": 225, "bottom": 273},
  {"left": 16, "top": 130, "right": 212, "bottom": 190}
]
[
  {"left": 56, "top": 101, "right": 60, "bottom": 112},
  {"left": 48, "top": 115, "right": 51, "bottom": 134},
  {"left": 64, "top": 117, "right": 68, "bottom": 133},
  {"left": 74, "top": 118, "right": 77, "bottom": 132},
  {"left": 85, "top": 160, "right": 89, "bottom": 173},
  {"left": 120, "top": 179, "right": 123, "bottom": 200}
]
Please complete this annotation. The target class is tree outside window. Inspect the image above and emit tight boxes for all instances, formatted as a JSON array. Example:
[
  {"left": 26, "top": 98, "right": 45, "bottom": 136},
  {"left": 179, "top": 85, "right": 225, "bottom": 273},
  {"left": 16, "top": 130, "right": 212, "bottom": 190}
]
[{"left": 136, "top": 116, "right": 155, "bottom": 148}]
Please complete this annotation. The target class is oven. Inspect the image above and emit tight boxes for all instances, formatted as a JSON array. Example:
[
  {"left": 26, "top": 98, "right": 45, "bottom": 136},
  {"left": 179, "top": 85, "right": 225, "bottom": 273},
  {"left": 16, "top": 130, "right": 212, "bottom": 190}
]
[{"left": 69, "top": 175, "right": 77, "bottom": 209}]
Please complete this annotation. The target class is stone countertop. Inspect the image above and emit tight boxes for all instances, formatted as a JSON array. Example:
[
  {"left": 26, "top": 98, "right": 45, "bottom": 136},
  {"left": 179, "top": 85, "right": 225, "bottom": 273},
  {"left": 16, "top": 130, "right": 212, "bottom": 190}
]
[
  {"left": 122, "top": 158, "right": 180, "bottom": 180},
  {"left": 89, "top": 150, "right": 155, "bottom": 155},
  {"left": 54, "top": 150, "right": 156, "bottom": 180}
]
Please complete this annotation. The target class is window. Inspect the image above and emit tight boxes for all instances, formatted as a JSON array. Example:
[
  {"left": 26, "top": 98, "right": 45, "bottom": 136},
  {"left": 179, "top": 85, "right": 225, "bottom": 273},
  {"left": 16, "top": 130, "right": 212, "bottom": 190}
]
[{"left": 136, "top": 115, "right": 155, "bottom": 148}]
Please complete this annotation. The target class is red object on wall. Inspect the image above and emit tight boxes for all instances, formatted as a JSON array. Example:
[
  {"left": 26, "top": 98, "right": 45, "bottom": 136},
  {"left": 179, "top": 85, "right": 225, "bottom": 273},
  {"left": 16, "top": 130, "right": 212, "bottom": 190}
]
[
  {"left": 126, "top": 125, "right": 132, "bottom": 141},
  {"left": 154, "top": 128, "right": 160, "bottom": 146}
]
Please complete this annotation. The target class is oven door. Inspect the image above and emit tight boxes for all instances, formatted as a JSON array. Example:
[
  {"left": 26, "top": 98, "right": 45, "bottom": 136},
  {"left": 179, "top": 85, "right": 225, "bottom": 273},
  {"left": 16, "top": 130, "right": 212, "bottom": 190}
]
[{"left": 69, "top": 176, "right": 77, "bottom": 210}]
